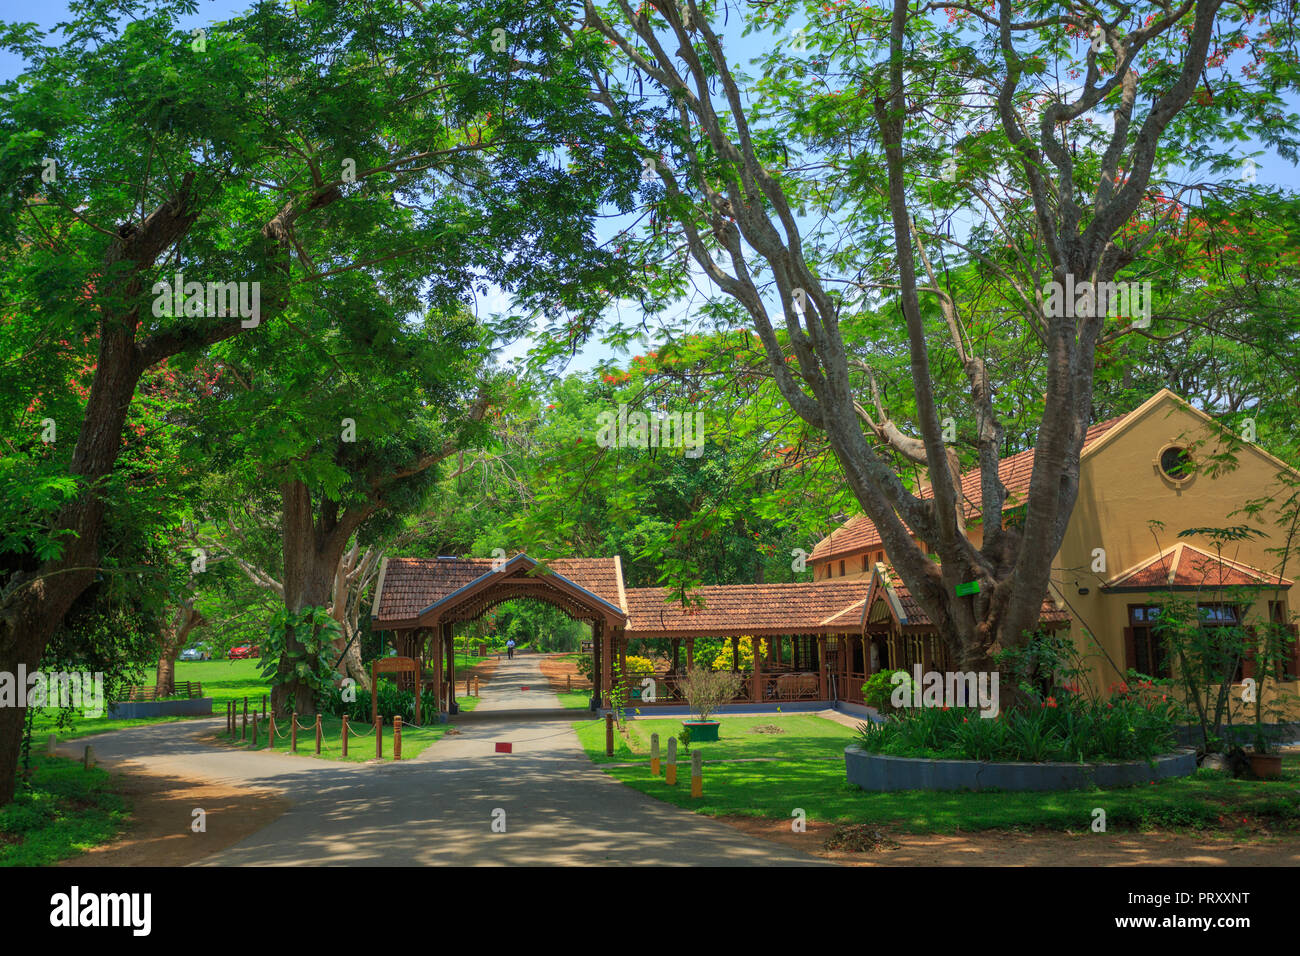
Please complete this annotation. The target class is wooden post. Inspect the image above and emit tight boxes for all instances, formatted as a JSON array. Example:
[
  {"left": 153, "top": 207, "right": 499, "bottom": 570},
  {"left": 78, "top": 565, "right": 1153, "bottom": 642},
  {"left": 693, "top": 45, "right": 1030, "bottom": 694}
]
[
  {"left": 686, "top": 637, "right": 695, "bottom": 672},
  {"left": 226, "top": 701, "right": 232, "bottom": 735},
  {"left": 376, "top": 718, "right": 382, "bottom": 759},
  {"left": 665, "top": 736, "right": 677, "bottom": 785},
  {"left": 567, "top": 673, "right": 571, "bottom": 693},
  {"left": 690, "top": 749, "right": 703, "bottom": 798},
  {"left": 591, "top": 620, "right": 603, "bottom": 710},
  {"left": 242, "top": 698, "right": 248, "bottom": 740},
  {"left": 415, "top": 671, "right": 422, "bottom": 727},
  {"left": 252, "top": 713, "right": 259, "bottom": 747},
  {"left": 394, "top": 715, "right": 402, "bottom": 761},
  {"left": 732, "top": 635, "right": 739, "bottom": 672},
  {"left": 817, "top": 636, "right": 829, "bottom": 700},
  {"left": 82, "top": 745, "right": 93, "bottom": 770},
  {"left": 751, "top": 635, "right": 762, "bottom": 702},
  {"left": 605, "top": 713, "right": 614, "bottom": 756},
  {"left": 315, "top": 714, "right": 322, "bottom": 754},
  {"left": 341, "top": 714, "right": 349, "bottom": 758},
  {"left": 650, "top": 733, "right": 661, "bottom": 775},
  {"left": 291, "top": 712, "right": 298, "bottom": 752}
]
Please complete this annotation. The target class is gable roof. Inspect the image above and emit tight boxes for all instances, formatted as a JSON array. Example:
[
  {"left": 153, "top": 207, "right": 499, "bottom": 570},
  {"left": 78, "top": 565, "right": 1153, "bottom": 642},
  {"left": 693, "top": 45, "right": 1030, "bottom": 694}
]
[
  {"left": 371, "top": 554, "right": 627, "bottom": 628},
  {"left": 1102, "top": 542, "right": 1293, "bottom": 592},
  {"left": 862, "top": 562, "right": 1070, "bottom": 631}
]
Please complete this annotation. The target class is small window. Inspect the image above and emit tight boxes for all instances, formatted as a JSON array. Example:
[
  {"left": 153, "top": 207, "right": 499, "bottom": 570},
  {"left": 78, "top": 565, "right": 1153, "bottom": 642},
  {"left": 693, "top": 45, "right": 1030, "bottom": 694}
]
[
  {"left": 1159, "top": 446, "right": 1193, "bottom": 482},
  {"left": 839, "top": 560, "right": 845, "bottom": 576},
  {"left": 862, "top": 555, "right": 868, "bottom": 572}
]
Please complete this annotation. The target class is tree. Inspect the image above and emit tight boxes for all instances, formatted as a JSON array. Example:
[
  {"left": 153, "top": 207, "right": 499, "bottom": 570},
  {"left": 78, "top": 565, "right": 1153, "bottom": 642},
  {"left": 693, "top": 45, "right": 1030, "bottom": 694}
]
[{"left": 554, "top": 0, "right": 1299, "bottom": 669}]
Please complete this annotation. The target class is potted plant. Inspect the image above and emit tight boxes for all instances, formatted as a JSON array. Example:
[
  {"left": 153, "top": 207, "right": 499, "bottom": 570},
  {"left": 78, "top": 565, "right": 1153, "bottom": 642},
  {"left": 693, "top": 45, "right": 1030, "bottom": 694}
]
[
  {"left": 678, "top": 669, "right": 742, "bottom": 742},
  {"left": 1245, "top": 617, "right": 1291, "bottom": 780}
]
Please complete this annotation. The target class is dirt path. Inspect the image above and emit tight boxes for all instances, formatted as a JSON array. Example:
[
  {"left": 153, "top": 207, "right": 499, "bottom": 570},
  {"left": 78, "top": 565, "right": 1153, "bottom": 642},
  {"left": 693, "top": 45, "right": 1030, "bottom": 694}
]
[
  {"left": 59, "top": 759, "right": 290, "bottom": 867},
  {"left": 721, "top": 816, "right": 1300, "bottom": 866},
  {"left": 538, "top": 652, "right": 590, "bottom": 695}
]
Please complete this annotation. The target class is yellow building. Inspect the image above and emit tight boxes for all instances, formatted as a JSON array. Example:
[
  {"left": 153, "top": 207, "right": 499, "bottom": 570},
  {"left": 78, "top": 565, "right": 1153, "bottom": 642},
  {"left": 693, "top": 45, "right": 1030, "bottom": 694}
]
[{"left": 810, "top": 390, "right": 1299, "bottom": 710}]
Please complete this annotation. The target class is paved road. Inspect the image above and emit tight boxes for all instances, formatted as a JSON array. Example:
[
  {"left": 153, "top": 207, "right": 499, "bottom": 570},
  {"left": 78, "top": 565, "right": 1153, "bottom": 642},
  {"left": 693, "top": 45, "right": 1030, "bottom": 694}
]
[{"left": 68, "top": 655, "right": 824, "bottom": 866}]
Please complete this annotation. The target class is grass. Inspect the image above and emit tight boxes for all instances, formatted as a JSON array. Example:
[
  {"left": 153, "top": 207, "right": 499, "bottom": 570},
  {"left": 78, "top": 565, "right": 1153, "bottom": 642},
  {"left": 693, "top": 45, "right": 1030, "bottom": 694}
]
[
  {"left": 216, "top": 695, "right": 480, "bottom": 763},
  {"left": 0, "top": 753, "right": 129, "bottom": 866},
  {"left": 573, "top": 715, "right": 1300, "bottom": 836},
  {"left": 556, "top": 689, "right": 593, "bottom": 710}
]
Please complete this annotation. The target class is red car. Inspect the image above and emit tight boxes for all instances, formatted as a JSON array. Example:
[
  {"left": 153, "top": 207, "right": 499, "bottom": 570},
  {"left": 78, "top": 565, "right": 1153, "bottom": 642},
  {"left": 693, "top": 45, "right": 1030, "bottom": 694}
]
[{"left": 228, "top": 644, "right": 260, "bottom": 660}]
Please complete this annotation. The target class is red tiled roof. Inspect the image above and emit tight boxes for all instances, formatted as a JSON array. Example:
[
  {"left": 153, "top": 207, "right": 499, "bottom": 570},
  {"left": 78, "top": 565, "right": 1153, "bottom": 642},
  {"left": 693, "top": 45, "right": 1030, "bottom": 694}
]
[
  {"left": 372, "top": 554, "right": 626, "bottom": 626},
  {"left": 623, "top": 581, "right": 871, "bottom": 637},
  {"left": 1103, "top": 543, "right": 1292, "bottom": 591},
  {"left": 811, "top": 416, "right": 1124, "bottom": 562}
]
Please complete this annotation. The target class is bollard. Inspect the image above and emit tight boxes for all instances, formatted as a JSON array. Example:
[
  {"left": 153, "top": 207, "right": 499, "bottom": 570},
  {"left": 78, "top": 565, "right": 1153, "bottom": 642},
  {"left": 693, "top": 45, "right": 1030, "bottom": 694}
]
[
  {"left": 650, "top": 733, "right": 661, "bottom": 776},
  {"left": 315, "top": 714, "right": 322, "bottom": 755},
  {"left": 394, "top": 715, "right": 402, "bottom": 761},
  {"left": 252, "top": 714, "right": 259, "bottom": 747},
  {"left": 691, "top": 750, "right": 703, "bottom": 798},
  {"left": 376, "top": 718, "right": 382, "bottom": 760},
  {"left": 666, "top": 736, "right": 678, "bottom": 786},
  {"left": 82, "top": 745, "right": 94, "bottom": 770},
  {"left": 605, "top": 712, "right": 614, "bottom": 756},
  {"left": 291, "top": 712, "right": 298, "bottom": 752},
  {"left": 242, "top": 697, "right": 248, "bottom": 740},
  {"left": 341, "top": 714, "right": 349, "bottom": 758},
  {"left": 228, "top": 701, "right": 234, "bottom": 735},
  {"left": 47, "top": 733, "right": 57, "bottom": 755},
  {"left": 567, "top": 673, "right": 572, "bottom": 693}
]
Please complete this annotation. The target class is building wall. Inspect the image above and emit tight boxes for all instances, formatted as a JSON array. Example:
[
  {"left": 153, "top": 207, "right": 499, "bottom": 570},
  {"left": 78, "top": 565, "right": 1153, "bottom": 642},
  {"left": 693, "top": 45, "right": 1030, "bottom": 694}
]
[{"left": 1056, "top": 393, "right": 1296, "bottom": 708}]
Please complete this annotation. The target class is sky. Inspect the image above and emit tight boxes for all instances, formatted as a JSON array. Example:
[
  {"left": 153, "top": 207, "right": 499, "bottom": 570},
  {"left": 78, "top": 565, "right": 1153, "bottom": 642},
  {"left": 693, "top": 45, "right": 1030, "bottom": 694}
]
[{"left": 4, "top": 0, "right": 1296, "bottom": 380}]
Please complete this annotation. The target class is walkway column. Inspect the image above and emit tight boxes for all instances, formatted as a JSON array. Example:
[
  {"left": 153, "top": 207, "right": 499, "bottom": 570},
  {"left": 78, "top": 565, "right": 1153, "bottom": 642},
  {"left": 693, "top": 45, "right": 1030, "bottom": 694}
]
[
  {"left": 432, "top": 621, "right": 444, "bottom": 715},
  {"left": 751, "top": 635, "right": 762, "bottom": 702},
  {"left": 591, "top": 620, "right": 603, "bottom": 711},
  {"left": 686, "top": 637, "right": 694, "bottom": 671},
  {"left": 817, "top": 635, "right": 829, "bottom": 699}
]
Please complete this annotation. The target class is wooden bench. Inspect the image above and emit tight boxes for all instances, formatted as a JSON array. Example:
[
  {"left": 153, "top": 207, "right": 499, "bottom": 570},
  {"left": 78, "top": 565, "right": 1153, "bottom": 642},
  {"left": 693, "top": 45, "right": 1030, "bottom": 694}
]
[{"left": 122, "top": 681, "right": 203, "bottom": 702}]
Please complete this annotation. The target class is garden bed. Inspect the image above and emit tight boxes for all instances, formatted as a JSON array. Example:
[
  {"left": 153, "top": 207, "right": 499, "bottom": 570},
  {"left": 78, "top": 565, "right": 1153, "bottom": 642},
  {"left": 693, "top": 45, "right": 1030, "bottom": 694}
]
[{"left": 844, "top": 744, "right": 1197, "bottom": 792}]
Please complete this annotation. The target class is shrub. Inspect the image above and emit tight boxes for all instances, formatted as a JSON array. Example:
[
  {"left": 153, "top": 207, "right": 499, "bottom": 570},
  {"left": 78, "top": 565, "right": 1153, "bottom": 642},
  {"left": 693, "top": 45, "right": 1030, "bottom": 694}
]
[
  {"left": 680, "top": 669, "right": 743, "bottom": 722},
  {"left": 856, "top": 690, "right": 1180, "bottom": 764},
  {"left": 862, "top": 669, "right": 914, "bottom": 712}
]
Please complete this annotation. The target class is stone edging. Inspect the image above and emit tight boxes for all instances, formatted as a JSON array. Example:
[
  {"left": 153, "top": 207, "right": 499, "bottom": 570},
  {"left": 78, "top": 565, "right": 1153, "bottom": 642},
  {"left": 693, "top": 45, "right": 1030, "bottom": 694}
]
[{"left": 843, "top": 744, "right": 1197, "bottom": 792}]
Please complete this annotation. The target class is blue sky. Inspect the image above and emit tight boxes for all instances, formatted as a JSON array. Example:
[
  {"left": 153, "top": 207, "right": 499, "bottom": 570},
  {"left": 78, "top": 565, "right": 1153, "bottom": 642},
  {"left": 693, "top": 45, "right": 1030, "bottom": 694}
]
[{"left": 4, "top": 0, "right": 1295, "bottom": 379}]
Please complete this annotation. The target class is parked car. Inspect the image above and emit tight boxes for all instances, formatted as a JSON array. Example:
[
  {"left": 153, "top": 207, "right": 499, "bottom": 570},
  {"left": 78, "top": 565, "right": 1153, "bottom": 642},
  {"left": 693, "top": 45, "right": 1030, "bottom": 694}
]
[
  {"left": 179, "top": 644, "right": 211, "bottom": 661},
  {"left": 228, "top": 644, "right": 260, "bottom": 660}
]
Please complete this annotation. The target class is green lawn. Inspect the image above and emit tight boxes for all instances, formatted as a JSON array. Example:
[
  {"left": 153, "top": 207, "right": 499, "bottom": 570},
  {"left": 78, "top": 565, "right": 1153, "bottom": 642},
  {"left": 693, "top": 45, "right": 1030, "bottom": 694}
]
[
  {"left": 0, "top": 754, "right": 129, "bottom": 866},
  {"left": 573, "top": 715, "right": 1300, "bottom": 835}
]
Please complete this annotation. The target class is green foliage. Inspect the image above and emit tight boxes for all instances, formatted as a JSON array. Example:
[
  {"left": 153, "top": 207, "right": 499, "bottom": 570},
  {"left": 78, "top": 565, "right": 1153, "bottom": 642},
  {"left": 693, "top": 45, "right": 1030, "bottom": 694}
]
[
  {"left": 862, "top": 669, "right": 913, "bottom": 713},
  {"left": 259, "top": 607, "right": 341, "bottom": 706},
  {"left": 856, "top": 689, "right": 1180, "bottom": 764}
]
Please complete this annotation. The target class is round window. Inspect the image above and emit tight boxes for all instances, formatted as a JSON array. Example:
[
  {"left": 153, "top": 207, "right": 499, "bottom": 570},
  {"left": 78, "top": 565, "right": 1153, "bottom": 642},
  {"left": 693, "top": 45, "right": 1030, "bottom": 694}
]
[{"left": 1159, "top": 446, "right": 1193, "bottom": 481}]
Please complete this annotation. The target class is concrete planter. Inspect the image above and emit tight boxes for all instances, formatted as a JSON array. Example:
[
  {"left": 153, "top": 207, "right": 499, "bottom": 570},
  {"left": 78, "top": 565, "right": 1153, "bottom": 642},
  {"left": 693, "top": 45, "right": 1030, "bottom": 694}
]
[
  {"left": 844, "top": 744, "right": 1197, "bottom": 792},
  {"left": 683, "top": 720, "right": 720, "bottom": 742},
  {"left": 107, "top": 697, "right": 213, "bottom": 719}
]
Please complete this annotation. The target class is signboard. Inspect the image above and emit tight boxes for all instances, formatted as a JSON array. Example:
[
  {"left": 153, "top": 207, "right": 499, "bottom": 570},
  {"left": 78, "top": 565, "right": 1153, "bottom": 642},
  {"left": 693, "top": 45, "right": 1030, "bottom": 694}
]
[
  {"left": 955, "top": 581, "right": 980, "bottom": 597},
  {"left": 580, "top": 640, "right": 594, "bottom": 653},
  {"left": 373, "top": 656, "right": 417, "bottom": 675}
]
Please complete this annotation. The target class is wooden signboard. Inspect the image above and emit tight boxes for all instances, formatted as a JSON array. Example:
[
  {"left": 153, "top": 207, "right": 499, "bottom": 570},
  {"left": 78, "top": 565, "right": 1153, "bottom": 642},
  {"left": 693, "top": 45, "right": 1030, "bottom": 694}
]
[{"left": 580, "top": 640, "right": 594, "bottom": 653}]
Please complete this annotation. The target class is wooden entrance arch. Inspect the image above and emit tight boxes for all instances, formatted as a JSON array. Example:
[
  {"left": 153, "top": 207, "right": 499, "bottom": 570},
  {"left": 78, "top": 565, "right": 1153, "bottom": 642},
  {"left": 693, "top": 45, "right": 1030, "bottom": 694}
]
[{"left": 371, "top": 553, "right": 628, "bottom": 714}]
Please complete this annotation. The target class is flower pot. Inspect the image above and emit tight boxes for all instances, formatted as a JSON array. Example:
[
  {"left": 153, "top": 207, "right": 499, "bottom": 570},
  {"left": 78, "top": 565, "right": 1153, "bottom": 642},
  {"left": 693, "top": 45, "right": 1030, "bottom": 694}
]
[
  {"left": 683, "top": 720, "right": 720, "bottom": 742},
  {"left": 1248, "top": 751, "right": 1282, "bottom": 780}
]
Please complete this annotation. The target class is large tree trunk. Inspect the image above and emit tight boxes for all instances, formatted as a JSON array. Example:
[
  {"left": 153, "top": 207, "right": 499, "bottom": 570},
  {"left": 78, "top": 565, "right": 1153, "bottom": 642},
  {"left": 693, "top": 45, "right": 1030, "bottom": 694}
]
[
  {"left": 273, "top": 480, "right": 360, "bottom": 718},
  {"left": 155, "top": 601, "right": 205, "bottom": 697}
]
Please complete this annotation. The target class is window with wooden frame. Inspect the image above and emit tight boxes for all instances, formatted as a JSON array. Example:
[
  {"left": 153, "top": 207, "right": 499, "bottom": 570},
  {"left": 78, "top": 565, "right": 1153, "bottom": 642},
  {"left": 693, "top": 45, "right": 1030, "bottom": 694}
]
[
  {"left": 1269, "top": 600, "right": 1298, "bottom": 682},
  {"left": 1124, "top": 605, "right": 1172, "bottom": 679},
  {"left": 839, "top": 559, "right": 846, "bottom": 577},
  {"left": 1199, "top": 603, "right": 1245, "bottom": 684}
]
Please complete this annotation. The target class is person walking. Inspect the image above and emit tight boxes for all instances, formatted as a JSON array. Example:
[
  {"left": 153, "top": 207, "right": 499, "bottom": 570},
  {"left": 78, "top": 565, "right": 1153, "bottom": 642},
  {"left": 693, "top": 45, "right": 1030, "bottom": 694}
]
[{"left": 506, "top": 638, "right": 516, "bottom": 660}]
